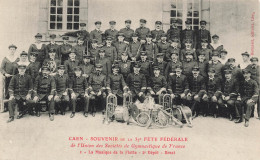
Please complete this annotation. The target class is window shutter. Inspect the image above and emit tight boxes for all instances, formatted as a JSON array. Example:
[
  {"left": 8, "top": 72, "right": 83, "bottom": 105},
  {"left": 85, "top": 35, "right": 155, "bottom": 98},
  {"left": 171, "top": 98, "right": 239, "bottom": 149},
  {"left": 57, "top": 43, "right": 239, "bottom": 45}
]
[
  {"left": 38, "top": 0, "right": 49, "bottom": 36},
  {"left": 79, "top": 0, "right": 88, "bottom": 28},
  {"left": 162, "top": 0, "right": 171, "bottom": 31}
]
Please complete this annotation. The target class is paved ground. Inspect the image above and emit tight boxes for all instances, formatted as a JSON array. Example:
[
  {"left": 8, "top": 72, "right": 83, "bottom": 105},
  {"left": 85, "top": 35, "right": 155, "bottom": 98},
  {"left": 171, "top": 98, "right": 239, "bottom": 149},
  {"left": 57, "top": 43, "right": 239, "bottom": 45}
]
[{"left": 0, "top": 109, "right": 260, "bottom": 160}]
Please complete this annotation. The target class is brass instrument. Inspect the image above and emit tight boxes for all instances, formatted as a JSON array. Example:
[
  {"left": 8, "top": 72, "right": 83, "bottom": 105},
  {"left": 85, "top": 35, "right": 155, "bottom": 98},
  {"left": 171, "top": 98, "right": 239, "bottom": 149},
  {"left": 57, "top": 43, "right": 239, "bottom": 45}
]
[
  {"left": 159, "top": 94, "right": 172, "bottom": 111},
  {"left": 103, "top": 94, "right": 117, "bottom": 125},
  {"left": 104, "top": 93, "right": 132, "bottom": 124}
]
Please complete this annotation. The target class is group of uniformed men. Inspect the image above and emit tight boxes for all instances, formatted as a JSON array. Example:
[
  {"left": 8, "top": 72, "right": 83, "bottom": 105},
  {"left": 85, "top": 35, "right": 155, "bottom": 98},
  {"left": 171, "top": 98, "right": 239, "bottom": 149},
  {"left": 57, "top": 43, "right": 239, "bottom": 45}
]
[{"left": 1, "top": 18, "right": 259, "bottom": 128}]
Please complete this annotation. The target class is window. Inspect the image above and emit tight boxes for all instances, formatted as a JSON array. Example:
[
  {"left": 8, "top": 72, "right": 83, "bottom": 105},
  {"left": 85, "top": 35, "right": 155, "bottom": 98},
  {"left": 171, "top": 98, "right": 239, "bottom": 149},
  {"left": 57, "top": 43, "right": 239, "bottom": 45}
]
[
  {"left": 49, "top": 0, "right": 80, "bottom": 30},
  {"left": 170, "top": 0, "right": 201, "bottom": 30}
]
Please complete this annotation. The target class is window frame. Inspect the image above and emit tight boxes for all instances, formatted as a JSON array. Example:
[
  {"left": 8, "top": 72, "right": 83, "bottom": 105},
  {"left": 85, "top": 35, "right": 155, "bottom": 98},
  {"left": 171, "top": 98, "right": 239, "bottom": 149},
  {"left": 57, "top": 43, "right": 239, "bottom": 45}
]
[
  {"left": 48, "top": 0, "right": 80, "bottom": 31},
  {"left": 170, "top": 0, "right": 201, "bottom": 30}
]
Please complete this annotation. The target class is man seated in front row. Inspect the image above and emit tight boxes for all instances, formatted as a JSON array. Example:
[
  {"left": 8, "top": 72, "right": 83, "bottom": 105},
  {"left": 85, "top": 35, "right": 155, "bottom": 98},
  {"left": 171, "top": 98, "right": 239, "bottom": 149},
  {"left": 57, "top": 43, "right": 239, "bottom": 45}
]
[
  {"left": 69, "top": 67, "right": 89, "bottom": 118},
  {"left": 88, "top": 64, "right": 107, "bottom": 116},
  {"left": 32, "top": 65, "right": 56, "bottom": 121},
  {"left": 126, "top": 63, "right": 147, "bottom": 103},
  {"left": 7, "top": 64, "right": 33, "bottom": 123},
  {"left": 53, "top": 65, "right": 70, "bottom": 115},
  {"left": 235, "top": 69, "right": 258, "bottom": 127},
  {"left": 147, "top": 65, "right": 167, "bottom": 104},
  {"left": 167, "top": 65, "right": 189, "bottom": 106}
]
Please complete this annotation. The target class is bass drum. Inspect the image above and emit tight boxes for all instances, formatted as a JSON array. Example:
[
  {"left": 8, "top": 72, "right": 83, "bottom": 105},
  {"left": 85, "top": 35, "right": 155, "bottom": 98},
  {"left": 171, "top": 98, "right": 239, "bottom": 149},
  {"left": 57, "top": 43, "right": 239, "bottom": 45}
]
[{"left": 114, "top": 106, "right": 130, "bottom": 122}]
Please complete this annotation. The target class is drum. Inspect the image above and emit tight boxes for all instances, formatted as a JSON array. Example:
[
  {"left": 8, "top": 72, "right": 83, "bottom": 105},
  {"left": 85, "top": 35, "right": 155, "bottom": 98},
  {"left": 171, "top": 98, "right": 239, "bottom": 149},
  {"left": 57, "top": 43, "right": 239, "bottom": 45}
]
[{"left": 114, "top": 106, "right": 129, "bottom": 122}]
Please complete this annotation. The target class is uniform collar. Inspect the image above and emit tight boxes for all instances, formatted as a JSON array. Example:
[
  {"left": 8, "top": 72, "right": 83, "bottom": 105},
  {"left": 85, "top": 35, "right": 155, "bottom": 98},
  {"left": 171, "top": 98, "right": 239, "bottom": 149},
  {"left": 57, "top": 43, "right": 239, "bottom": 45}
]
[
  {"left": 70, "top": 59, "right": 76, "bottom": 62},
  {"left": 245, "top": 78, "right": 250, "bottom": 82},
  {"left": 43, "top": 75, "right": 49, "bottom": 79},
  {"left": 19, "top": 74, "right": 25, "bottom": 78},
  {"left": 176, "top": 74, "right": 181, "bottom": 78},
  {"left": 209, "top": 77, "right": 214, "bottom": 81}
]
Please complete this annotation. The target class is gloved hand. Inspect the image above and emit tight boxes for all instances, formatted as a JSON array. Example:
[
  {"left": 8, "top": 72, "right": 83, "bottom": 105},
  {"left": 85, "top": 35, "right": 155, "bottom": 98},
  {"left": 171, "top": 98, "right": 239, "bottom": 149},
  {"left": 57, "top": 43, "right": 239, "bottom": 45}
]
[
  {"left": 48, "top": 95, "right": 53, "bottom": 101},
  {"left": 138, "top": 92, "right": 143, "bottom": 97}
]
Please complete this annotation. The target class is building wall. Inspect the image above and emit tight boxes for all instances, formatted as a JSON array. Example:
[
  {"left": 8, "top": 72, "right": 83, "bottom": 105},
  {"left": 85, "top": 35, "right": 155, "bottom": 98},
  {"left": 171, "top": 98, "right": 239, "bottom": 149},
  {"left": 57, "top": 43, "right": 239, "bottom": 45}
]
[
  {"left": 210, "top": 0, "right": 259, "bottom": 63},
  {"left": 0, "top": 0, "right": 258, "bottom": 63},
  {"left": 0, "top": 0, "right": 40, "bottom": 59},
  {"left": 87, "top": 0, "right": 163, "bottom": 31}
]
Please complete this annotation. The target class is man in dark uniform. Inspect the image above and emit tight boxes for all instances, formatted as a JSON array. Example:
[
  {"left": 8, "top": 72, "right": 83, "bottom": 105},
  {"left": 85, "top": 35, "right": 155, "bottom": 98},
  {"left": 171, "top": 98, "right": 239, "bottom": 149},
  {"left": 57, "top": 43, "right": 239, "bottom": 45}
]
[
  {"left": 53, "top": 65, "right": 70, "bottom": 115},
  {"left": 180, "top": 39, "right": 197, "bottom": 61},
  {"left": 64, "top": 51, "right": 80, "bottom": 80},
  {"left": 143, "top": 34, "right": 158, "bottom": 61},
  {"left": 187, "top": 66, "right": 207, "bottom": 117},
  {"left": 60, "top": 36, "right": 72, "bottom": 64},
  {"left": 218, "top": 69, "right": 240, "bottom": 120},
  {"left": 7, "top": 65, "right": 33, "bottom": 122},
  {"left": 151, "top": 21, "right": 165, "bottom": 43},
  {"left": 139, "top": 51, "right": 153, "bottom": 85},
  {"left": 43, "top": 48, "right": 61, "bottom": 77},
  {"left": 64, "top": 23, "right": 90, "bottom": 47},
  {"left": 27, "top": 52, "right": 41, "bottom": 84},
  {"left": 72, "top": 37, "right": 86, "bottom": 62},
  {"left": 126, "top": 63, "right": 147, "bottom": 103},
  {"left": 153, "top": 53, "right": 167, "bottom": 76},
  {"left": 119, "top": 20, "right": 135, "bottom": 43},
  {"left": 135, "top": 19, "right": 150, "bottom": 43},
  {"left": 118, "top": 52, "right": 132, "bottom": 81},
  {"left": 69, "top": 66, "right": 89, "bottom": 118},
  {"left": 196, "top": 20, "right": 211, "bottom": 49},
  {"left": 234, "top": 69, "right": 258, "bottom": 127},
  {"left": 32, "top": 65, "right": 56, "bottom": 120},
  {"left": 89, "top": 39, "right": 99, "bottom": 63},
  {"left": 45, "top": 34, "right": 60, "bottom": 60},
  {"left": 167, "top": 65, "right": 189, "bottom": 105},
  {"left": 181, "top": 20, "right": 196, "bottom": 49},
  {"left": 96, "top": 49, "right": 112, "bottom": 77},
  {"left": 88, "top": 64, "right": 107, "bottom": 116},
  {"left": 147, "top": 66, "right": 167, "bottom": 103},
  {"left": 107, "top": 63, "right": 128, "bottom": 105},
  {"left": 204, "top": 68, "right": 222, "bottom": 118},
  {"left": 114, "top": 32, "right": 130, "bottom": 58},
  {"left": 102, "top": 36, "right": 117, "bottom": 62},
  {"left": 157, "top": 33, "right": 171, "bottom": 61},
  {"left": 197, "top": 51, "right": 209, "bottom": 78},
  {"left": 105, "top": 21, "right": 118, "bottom": 44},
  {"left": 182, "top": 52, "right": 198, "bottom": 78},
  {"left": 129, "top": 33, "right": 142, "bottom": 61},
  {"left": 167, "top": 19, "right": 181, "bottom": 42},
  {"left": 165, "top": 51, "right": 182, "bottom": 80},
  {"left": 167, "top": 38, "right": 181, "bottom": 61},
  {"left": 246, "top": 57, "right": 260, "bottom": 119},
  {"left": 90, "top": 21, "right": 104, "bottom": 47},
  {"left": 196, "top": 39, "right": 212, "bottom": 61},
  {"left": 80, "top": 55, "right": 94, "bottom": 80},
  {"left": 209, "top": 52, "right": 224, "bottom": 80}
]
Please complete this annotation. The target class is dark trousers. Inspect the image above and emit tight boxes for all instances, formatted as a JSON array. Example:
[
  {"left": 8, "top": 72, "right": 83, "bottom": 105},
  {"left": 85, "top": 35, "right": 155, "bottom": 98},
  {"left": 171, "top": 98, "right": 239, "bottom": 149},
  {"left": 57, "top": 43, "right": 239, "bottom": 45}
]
[
  {"left": 236, "top": 98, "right": 256, "bottom": 121},
  {"left": 55, "top": 95, "right": 70, "bottom": 113},
  {"left": 34, "top": 96, "right": 55, "bottom": 114},
  {"left": 8, "top": 98, "right": 34, "bottom": 117},
  {"left": 71, "top": 95, "right": 89, "bottom": 113},
  {"left": 4, "top": 77, "right": 12, "bottom": 98},
  {"left": 89, "top": 95, "right": 106, "bottom": 113}
]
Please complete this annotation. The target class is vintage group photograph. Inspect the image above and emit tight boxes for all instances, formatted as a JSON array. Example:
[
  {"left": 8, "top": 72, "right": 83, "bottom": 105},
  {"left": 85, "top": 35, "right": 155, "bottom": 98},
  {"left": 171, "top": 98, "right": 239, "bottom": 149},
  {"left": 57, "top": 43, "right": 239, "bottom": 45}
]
[{"left": 0, "top": 0, "right": 259, "bottom": 160}]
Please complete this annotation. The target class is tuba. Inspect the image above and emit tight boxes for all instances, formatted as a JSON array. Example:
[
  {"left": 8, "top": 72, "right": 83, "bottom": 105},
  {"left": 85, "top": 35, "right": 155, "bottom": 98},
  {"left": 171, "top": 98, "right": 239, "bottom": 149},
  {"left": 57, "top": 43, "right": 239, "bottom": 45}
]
[
  {"left": 103, "top": 94, "right": 117, "bottom": 125},
  {"left": 123, "top": 92, "right": 132, "bottom": 108},
  {"left": 159, "top": 94, "right": 172, "bottom": 112}
]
